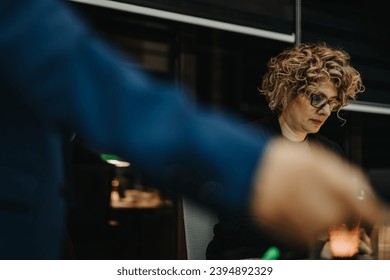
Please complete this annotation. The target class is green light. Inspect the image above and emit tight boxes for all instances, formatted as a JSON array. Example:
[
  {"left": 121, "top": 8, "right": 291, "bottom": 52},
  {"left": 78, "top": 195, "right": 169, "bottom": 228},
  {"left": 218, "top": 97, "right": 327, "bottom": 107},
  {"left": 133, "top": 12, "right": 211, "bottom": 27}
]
[
  {"left": 100, "top": 154, "right": 120, "bottom": 161},
  {"left": 261, "top": 246, "right": 280, "bottom": 260}
]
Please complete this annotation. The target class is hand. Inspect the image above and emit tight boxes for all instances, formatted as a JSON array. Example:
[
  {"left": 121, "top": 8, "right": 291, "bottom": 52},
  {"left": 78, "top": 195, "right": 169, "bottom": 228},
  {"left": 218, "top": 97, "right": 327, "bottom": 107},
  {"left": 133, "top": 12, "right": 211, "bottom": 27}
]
[{"left": 249, "top": 138, "right": 382, "bottom": 245}]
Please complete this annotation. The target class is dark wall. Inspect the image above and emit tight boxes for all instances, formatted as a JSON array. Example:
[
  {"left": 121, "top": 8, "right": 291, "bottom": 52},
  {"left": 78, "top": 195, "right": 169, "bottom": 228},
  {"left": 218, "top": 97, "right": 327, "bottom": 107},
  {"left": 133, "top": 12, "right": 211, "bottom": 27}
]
[
  {"left": 301, "top": 0, "right": 390, "bottom": 170},
  {"left": 70, "top": 2, "right": 292, "bottom": 120},
  {"left": 302, "top": 0, "right": 390, "bottom": 105}
]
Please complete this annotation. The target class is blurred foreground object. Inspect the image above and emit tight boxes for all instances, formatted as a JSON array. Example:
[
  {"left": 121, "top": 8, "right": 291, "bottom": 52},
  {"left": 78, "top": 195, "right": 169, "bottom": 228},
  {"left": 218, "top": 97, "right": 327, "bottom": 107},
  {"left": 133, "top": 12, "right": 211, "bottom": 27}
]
[
  {"left": 320, "top": 226, "right": 373, "bottom": 259},
  {"left": 250, "top": 138, "right": 383, "bottom": 245},
  {"left": 328, "top": 184, "right": 366, "bottom": 258},
  {"left": 328, "top": 222, "right": 360, "bottom": 258}
]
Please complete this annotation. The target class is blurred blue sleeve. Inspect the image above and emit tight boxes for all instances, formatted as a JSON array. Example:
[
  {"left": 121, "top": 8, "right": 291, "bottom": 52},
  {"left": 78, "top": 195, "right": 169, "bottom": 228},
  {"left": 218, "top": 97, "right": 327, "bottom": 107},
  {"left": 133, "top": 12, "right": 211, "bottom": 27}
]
[{"left": 0, "top": 0, "right": 269, "bottom": 213}]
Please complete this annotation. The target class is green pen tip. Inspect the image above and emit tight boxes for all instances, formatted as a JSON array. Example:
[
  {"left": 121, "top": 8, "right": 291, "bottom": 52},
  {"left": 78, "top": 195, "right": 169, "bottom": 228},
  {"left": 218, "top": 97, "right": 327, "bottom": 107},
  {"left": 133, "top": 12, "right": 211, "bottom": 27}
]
[{"left": 262, "top": 246, "right": 280, "bottom": 260}]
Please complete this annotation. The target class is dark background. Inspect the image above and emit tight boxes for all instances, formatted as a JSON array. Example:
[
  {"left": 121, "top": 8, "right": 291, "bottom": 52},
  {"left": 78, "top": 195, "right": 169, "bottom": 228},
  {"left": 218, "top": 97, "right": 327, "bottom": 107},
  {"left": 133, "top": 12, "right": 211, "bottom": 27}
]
[
  {"left": 65, "top": 0, "right": 390, "bottom": 259},
  {"left": 69, "top": 0, "right": 390, "bottom": 169}
]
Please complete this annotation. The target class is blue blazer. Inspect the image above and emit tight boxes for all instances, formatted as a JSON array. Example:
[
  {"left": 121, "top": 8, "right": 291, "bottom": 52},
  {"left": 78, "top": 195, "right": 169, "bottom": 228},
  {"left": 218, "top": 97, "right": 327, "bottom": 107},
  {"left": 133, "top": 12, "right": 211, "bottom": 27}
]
[{"left": 0, "top": 0, "right": 268, "bottom": 259}]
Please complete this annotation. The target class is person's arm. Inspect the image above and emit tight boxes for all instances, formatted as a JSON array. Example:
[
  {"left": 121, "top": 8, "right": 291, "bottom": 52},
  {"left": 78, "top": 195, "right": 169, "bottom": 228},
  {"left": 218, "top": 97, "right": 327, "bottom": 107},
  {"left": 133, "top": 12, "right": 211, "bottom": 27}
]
[{"left": 0, "top": 0, "right": 266, "bottom": 213}]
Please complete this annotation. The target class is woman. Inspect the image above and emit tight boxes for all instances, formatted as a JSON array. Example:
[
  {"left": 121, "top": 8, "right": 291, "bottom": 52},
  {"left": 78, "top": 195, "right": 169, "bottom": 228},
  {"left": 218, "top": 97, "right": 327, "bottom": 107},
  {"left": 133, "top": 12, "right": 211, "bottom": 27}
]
[{"left": 206, "top": 42, "right": 366, "bottom": 259}]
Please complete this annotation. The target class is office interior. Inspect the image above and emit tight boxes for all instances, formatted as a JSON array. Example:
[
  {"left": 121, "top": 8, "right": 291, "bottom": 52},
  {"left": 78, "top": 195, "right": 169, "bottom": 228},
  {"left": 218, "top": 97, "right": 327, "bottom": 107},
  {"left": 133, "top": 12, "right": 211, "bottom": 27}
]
[{"left": 64, "top": 0, "right": 390, "bottom": 260}]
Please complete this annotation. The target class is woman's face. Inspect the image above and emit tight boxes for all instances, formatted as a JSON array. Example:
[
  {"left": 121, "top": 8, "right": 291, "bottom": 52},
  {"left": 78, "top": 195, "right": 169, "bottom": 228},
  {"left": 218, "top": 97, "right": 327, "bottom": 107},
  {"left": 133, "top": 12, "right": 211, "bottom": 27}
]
[{"left": 281, "top": 80, "right": 338, "bottom": 135}]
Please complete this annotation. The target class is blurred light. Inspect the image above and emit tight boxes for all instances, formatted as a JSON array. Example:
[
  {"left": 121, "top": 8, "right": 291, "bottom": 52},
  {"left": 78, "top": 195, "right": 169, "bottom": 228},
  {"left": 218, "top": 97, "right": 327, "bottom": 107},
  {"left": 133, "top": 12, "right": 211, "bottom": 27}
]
[
  {"left": 106, "top": 159, "right": 130, "bottom": 167},
  {"left": 101, "top": 154, "right": 130, "bottom": 167}
]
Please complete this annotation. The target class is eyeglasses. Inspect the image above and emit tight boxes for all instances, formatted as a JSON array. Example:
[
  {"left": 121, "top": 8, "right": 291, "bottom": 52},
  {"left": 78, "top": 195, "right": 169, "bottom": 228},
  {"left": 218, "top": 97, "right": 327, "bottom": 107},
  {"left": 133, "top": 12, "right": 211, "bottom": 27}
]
[{"left": 310, "top": 93, "right": 342, "bottom": 112}]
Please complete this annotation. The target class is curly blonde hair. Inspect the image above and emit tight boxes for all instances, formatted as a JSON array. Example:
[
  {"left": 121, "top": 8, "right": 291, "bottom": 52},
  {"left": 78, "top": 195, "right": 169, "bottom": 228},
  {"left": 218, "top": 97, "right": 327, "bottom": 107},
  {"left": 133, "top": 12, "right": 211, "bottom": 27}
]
[{"left": 259, "top": 42, "right": 365, "bottom": 116}]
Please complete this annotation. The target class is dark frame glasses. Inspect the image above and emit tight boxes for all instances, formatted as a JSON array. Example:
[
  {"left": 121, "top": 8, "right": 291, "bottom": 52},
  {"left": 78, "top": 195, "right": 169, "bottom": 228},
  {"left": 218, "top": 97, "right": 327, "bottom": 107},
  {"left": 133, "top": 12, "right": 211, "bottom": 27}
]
[{"left": 310, "top": 93, "right": 342, "bottom": 112}]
